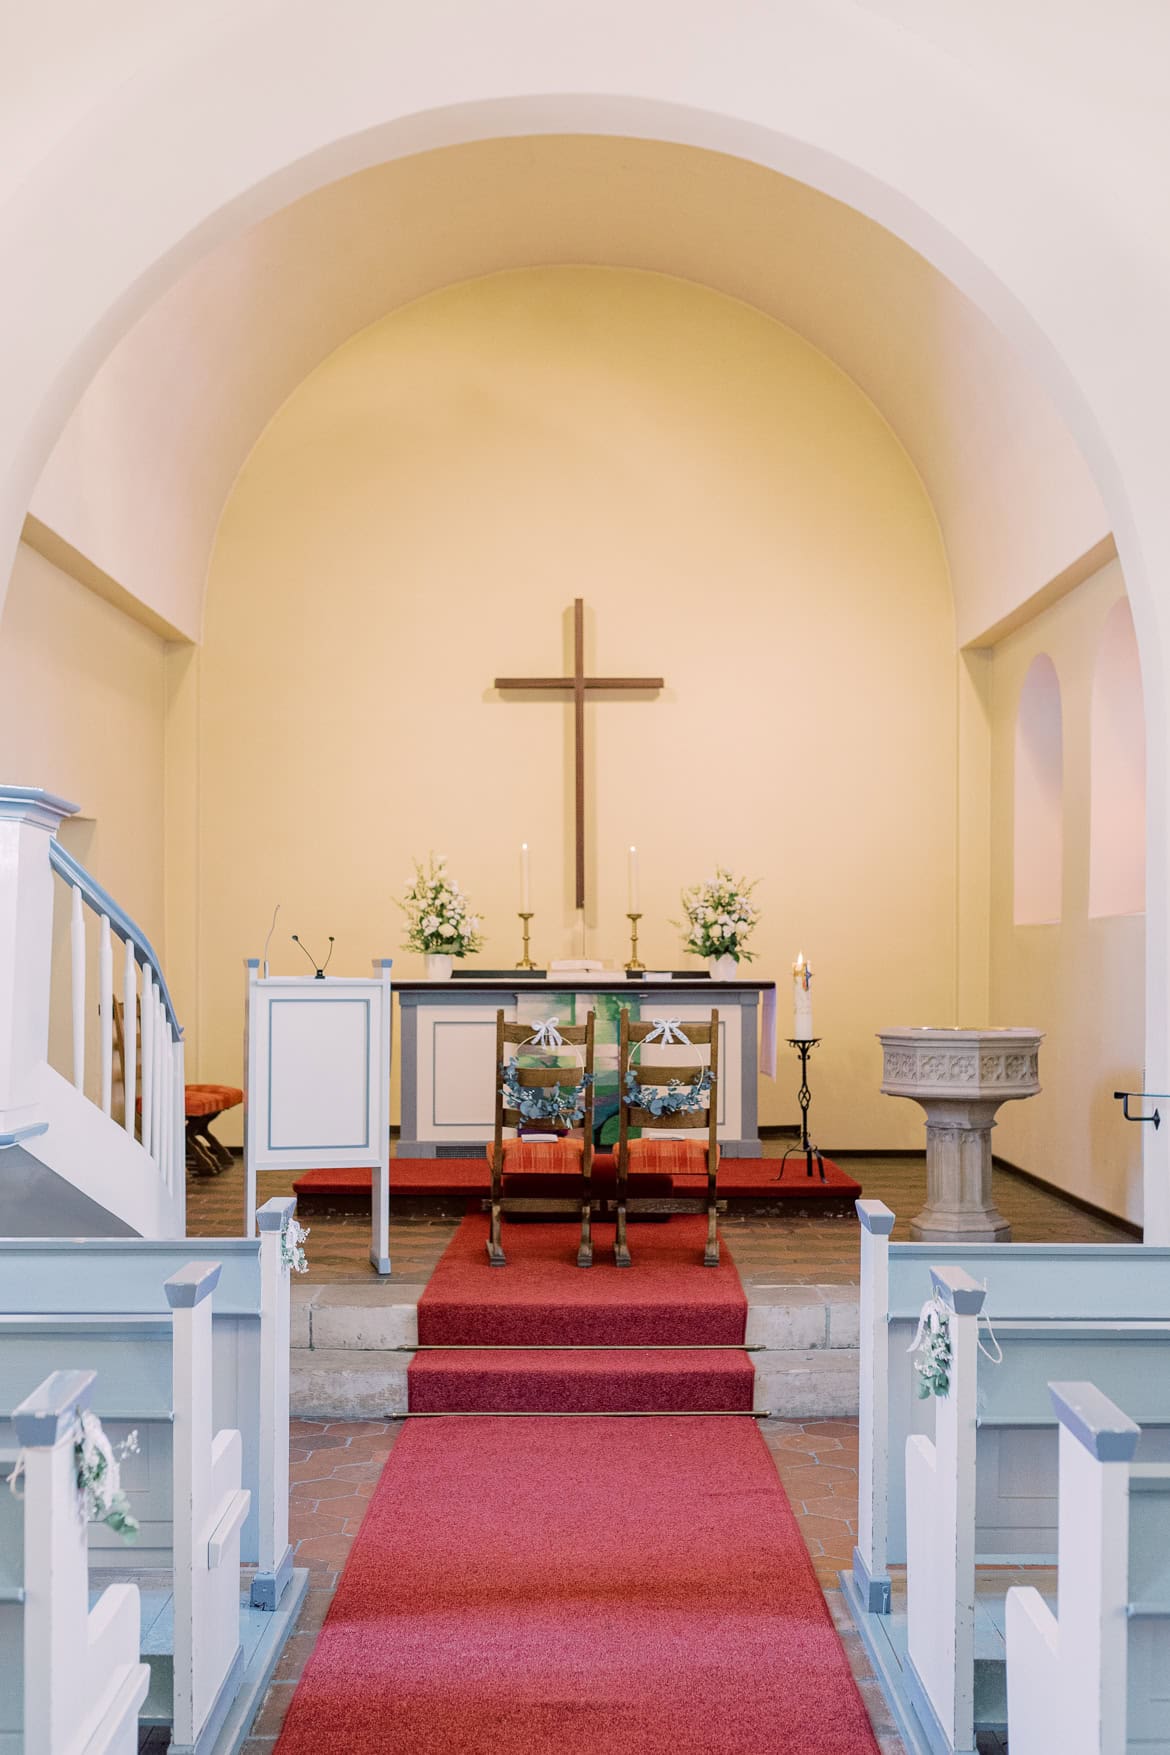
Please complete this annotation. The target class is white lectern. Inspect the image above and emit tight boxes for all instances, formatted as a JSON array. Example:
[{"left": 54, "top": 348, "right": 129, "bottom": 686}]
[{"left": 244, "top": 958, "right": 393, "bottom": 1273}]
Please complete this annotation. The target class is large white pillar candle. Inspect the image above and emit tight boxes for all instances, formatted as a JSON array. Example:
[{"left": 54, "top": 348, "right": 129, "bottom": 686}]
[
  {"left": 520, "top": 843, "right": 531, "bottom": 912},
  {"left": 628, "top": 845, "right": 640, "bottom": 912},
  {"left": 793, "top": 952, "right": 814, "bottom": 1039}
]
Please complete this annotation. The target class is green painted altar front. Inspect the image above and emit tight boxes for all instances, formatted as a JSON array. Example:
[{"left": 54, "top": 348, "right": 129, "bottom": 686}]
[{"left": 396, "top": 975, "right": 775, "bottom": 1158}]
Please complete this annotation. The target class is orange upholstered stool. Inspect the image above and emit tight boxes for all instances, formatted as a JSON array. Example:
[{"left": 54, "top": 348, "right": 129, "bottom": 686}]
[{"left": 185, "top": 1084, "right": 243, "bottom": 1175}]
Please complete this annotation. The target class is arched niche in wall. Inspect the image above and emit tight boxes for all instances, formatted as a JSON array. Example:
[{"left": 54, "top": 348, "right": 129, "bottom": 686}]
[
  {"left": 1014, "top": 654, "right": 1064, "bottom": 925},
  {"left": 1090, "top": 598, "right": 1146, "bottom": 918}
]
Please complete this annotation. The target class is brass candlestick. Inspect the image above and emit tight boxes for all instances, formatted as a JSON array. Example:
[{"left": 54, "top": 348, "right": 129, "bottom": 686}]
[
  {"left": 516, "top": 912, "right": 537, "bottom": 970},
  {"left": 625, "top": 912, "right": 645, "bottom": 971}
]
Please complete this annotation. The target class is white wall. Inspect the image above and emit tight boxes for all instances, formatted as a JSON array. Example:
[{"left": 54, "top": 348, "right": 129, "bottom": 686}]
[{"left": 990, "top": 560, "right": 1144, "bottom": 1223}]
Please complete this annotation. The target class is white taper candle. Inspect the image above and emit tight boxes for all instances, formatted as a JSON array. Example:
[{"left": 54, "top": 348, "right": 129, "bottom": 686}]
[
  {"left": 521, "top": 842, "right": 531, "bottom": 912},
  {"left": 628, "top": 845, "right": 640, "bottom": 912},
  {"left": 793, "top": 951, "right": 814, "bottom": 1040}
]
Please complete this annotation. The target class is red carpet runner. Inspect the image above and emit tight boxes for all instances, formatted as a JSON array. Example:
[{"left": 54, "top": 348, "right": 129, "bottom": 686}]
[
  {"left": 273, "top": 1217, "right": 880, "bottom": 1754},
  {"left": 292, "top": 1153, "right": 862, "bottom": 1205}
]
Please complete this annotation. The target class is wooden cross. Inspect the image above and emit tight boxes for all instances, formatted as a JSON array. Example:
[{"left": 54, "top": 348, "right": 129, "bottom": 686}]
[{"left": 495, "top": 598, "right": 664, "bottom": 910}]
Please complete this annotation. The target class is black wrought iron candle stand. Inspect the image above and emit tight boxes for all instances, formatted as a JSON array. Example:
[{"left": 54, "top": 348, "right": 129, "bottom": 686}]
[{"left": 777, "top": 1037, "right": 827, "bottom": 1183}]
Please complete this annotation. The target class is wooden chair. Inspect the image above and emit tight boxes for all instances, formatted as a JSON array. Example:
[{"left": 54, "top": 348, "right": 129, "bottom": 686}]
[
  {"left": 616, "top": 1010, "right": 720, "bottom": 1268},
  {"left": 488, "top": 1011, "right": 595, "bottom": 1268},
  {"left": 113, "top": 998, "right": 243, "bottom": 1175}
]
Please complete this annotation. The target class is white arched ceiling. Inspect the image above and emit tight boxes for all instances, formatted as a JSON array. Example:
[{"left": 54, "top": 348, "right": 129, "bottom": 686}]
[{"left": 27, "top": 135, "right": 1107, "bottom": 646}]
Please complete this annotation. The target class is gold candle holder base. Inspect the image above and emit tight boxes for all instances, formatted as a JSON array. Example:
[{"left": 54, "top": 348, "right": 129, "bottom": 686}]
[
  {"left": 516, "top": 912, "right": 537, "bottom": 970},
  {"left": 625, "top": 912, "right": 645, "bottom": 971}
]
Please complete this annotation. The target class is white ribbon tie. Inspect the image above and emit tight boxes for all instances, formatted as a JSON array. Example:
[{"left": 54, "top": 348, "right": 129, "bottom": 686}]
[
  {"left": 644, "top": 1019, "right": 690, "bottom": 1046},
  {"left": 527, "top": 1017, "right": 566, "bottom": 1049}
]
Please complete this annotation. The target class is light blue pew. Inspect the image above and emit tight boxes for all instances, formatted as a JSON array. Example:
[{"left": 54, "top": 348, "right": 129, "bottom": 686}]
[
  {"left": 1007, "top": 1382, "right": 1170, "bottom": 1755},
  {"left": 852, "top": 1202, "right": 1170, "bottom": 1615},
  {"left": 0, "top": 1195, "right": 295, "bottom": 1608},
  {"left": 1, "top": 1372, "right": 149, "bottom": 1755}
]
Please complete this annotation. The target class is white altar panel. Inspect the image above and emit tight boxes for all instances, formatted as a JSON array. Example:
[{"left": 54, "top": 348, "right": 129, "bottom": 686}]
[{"left": 415, "top": 1002, "right": 512, "bottom": 1143}]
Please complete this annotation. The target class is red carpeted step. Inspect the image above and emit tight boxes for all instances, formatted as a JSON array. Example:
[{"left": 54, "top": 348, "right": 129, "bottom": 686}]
[
  {"left": 408, "top": 1347, "right": 755, "bottom": 1414},
  {"left": 418, "top": 1214, "right": 747, "bottom": 1347},
  {"left": 273, "top": 1417, "right": 881, "bottom": 1755}
]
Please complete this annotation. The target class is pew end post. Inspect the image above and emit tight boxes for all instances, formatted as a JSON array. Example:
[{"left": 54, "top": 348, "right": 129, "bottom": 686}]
[
  {"left": 253, "top": 1195, "right": 295, "bottom": 1609},
  {"left": 165, "top": 1262, "right": 250, "bottom": 1755},
  {"left": 905, "top": 1265, "right": 985, "bottom": 1755},
  {"left": 1006, "top": 1381, "right": 1140, "bottom": 1755},
  {"left": 854, "top": 1198, "right": 896, "bottom": 1613},
  {"left": 13, "top": 1368, "right": 150, "bottom": 1755}
]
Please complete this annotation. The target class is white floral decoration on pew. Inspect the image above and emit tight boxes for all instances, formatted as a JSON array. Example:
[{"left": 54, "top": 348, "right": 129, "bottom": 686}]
[
  {"left": 281, "top": 1216, "right": 311, "bottom": 1274},
  {"left": 9, "top": 1411, "right": 140, "bottom": 1542},
  {"left": 908, "top": 1293, "right": 953, "bottom": 1399},
  {"left": 907, "top": 1287, "right": 1004, "bottom": 1400}
]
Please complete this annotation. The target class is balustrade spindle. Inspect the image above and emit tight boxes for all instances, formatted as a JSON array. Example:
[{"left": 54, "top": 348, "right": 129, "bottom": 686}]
[
  {"left": 70, "top": 884, "right": 85, "bottom": 1090},
  {"left": 122, "top": 937, "right": 137, "bottom": 1135},
  {"left": 151, "top": 985, "right": 164, "bottom": 1167},
  {"left": 141, "top": 974, "right": 154, "bottom": 1150},
  {"left": 99, "top": 914, "right": 113, "bottom": 1116}
]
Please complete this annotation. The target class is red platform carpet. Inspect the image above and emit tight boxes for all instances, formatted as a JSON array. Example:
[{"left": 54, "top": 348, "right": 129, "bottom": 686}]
[{"left": 293, "top": 1152, "right": 861, "bottom": 1205}]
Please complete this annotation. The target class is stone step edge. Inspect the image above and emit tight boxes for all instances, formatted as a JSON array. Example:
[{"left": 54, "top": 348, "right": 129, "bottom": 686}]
[
  {"left": 292, "top": 1283, "right": 859, "bottom": 1353},
  {"left": 290, "top": 1346, "right": 860, "bottom": 1420}
]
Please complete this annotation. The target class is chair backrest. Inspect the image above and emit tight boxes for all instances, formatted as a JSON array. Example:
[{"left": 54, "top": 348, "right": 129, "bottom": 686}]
[
  {"left": 494, "top": 1012, "right": 595, "bottom": 1162},
  {"left": 618, "top": 1010, "right": 719, "bottom": 1154}
]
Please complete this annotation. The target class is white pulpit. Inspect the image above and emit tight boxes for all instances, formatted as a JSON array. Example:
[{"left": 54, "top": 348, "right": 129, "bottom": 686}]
[{"left": 244, "top": 959, "right": 393, "bottom": 1272}]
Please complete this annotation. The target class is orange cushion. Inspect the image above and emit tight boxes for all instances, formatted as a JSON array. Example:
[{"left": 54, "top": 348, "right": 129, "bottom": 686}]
[
  {"left": 627, "top": 1137, "right": 718, "bottom": 1175},
  {"left": 486, "top": 1138, "right": 585, "bottom": 1173},
  {"left": 184, "top": 1084, "right": 244, "bottom": 1118}
]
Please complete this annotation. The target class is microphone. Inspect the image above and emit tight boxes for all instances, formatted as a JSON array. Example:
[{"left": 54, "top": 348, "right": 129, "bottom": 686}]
[{"left": 292, "top": 934, "right": 335, "bottom": 980}]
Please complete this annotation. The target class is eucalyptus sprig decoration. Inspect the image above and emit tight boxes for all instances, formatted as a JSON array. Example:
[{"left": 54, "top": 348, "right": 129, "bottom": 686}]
[
  {"left": 501, "top": 1061, "right": 592, "bottom": 1128},
  {"left": 399, "top": 854, "right": 484, "bottom": 958},
  {"left": 624, "top": 1067, "right": 713, "bottom": 1117}
]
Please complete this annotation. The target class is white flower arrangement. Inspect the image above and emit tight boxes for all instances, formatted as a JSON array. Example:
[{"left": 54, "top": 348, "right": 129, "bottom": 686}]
[
  {"left": 281, "top": 1216, "right": 310, "bottom": 1274},
  {"left": 678, "top": 867, "right": 760, "bottom": 963},
  {"left": 908, "top": 1294, "right": 952, "bottom": 1399},
  {"left": 9, "top": 1410, "right": 140, "bottom": 1541},
  {"left": 398, "top": 854, "right": 484, "bottom": 958}
]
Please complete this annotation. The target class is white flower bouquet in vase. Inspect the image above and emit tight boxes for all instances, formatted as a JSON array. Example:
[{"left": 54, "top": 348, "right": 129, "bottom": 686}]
[
  {"left": 679, "top": 866, "right": 760, "bottom": 981},
  {"left": 399, "top": 854, "right": 484, "bottom": 979}
]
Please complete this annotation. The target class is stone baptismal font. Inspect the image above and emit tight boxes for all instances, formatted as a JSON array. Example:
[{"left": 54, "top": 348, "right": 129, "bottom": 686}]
[{"left": 878, "top": 1026, "right": 1045, "bottom": 1243}]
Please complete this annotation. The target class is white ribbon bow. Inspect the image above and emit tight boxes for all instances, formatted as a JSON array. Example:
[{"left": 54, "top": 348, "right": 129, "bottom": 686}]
[
  {"left": 527, "top": 1017, "right": 566, "bottom": 1049},
  {"left": 643, "top": 1018, "right": 691, "bottom": 1046}
]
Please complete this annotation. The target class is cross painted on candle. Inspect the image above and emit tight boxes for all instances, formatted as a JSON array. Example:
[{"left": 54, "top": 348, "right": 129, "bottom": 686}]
[{"left": 793, "top": 952, "right": 814, "bottom": 1040}]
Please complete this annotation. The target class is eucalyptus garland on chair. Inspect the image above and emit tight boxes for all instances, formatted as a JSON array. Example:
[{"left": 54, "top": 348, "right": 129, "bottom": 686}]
[
  {"left": 500, "top": 1061, "right": 592, "bottom": 1129},
  {"left": 623, "top": 1066, "right": 713, "bottom": 1118}
]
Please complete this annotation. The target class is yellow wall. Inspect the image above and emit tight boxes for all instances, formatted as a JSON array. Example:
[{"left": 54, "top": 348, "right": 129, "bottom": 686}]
[
  {"left": 0, "top": 542, "right": 169, "bottom": 937},
  {"left": 0, "top": 542, "right": 171, "bottom": 1087},
  {"left": 989, "top": 558, "right": 1145, "bottom": 1223},
  {"left": 191, "top": 267, "right": 957, "bottom": 1145}
]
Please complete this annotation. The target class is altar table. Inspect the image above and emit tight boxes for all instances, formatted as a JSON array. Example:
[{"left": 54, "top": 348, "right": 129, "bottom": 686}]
[{"left": 396, "top": 976, "right": 776, "bottom": 1158}]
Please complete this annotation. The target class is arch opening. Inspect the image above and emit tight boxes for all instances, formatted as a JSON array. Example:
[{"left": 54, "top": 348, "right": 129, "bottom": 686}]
[{"left": 1014, "top": 653, "right": 1064, "bottom": 926}]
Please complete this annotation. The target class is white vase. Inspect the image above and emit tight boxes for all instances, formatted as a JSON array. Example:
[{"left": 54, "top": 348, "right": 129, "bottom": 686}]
[
  {"left": 425, "top": 953, "right": 454, "bottom": 981},
  {"left": 707, "top": 953, "right": 739, "bottom": 982}
]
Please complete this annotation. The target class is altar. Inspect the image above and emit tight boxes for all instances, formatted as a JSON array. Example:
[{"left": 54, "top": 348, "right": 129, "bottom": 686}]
[{"left": 396, "top": 974, "right": 776, "bottom": 1157}]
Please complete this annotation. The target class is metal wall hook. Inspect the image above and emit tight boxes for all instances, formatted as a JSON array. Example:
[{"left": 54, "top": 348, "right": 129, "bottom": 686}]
[{"left": 1113, "top": 1091, "right": 1170, "bottom": 1129}]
